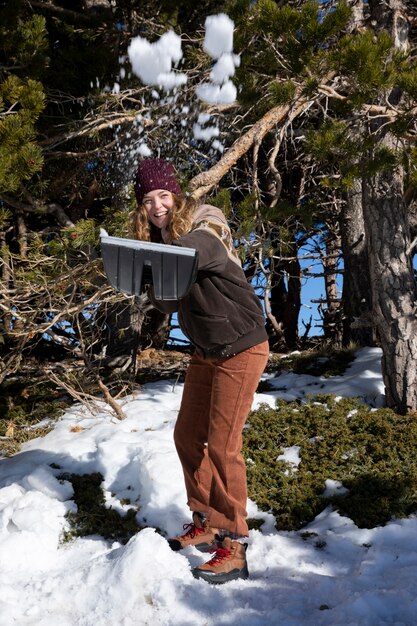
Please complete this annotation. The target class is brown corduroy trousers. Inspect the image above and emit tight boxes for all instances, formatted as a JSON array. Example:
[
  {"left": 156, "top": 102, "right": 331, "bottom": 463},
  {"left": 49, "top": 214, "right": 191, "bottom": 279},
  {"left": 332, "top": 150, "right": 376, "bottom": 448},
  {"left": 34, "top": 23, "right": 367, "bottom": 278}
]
[{"left": 173, "top": 340, "right": 269, "bottom": 536}]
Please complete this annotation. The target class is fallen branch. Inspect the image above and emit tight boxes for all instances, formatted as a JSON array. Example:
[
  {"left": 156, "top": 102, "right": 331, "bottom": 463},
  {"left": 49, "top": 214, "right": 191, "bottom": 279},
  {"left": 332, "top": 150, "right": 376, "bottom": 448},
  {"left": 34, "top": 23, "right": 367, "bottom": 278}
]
[
  {"left": 48, "top": 369, "right": 126, "bottom": 420},
  {"left": 48, "top": 371, "right": 100, "bottom": 415},
  {"left": 96, "top": 377, "right": 126, "bottom": 420}
]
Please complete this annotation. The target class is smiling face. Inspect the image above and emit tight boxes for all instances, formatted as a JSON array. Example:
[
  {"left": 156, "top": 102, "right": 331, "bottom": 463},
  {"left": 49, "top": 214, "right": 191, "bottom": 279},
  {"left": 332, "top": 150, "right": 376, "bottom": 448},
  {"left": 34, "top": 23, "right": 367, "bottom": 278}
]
[{"left": 142, "top": 189, "right": 175, "bottom": 229}]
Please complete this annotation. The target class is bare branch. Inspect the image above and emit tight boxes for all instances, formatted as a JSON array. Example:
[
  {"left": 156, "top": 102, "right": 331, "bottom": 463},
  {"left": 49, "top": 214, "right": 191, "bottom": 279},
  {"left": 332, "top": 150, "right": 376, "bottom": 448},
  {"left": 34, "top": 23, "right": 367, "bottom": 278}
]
[
  {"left": 41, "top": 111, "right": 150, "bottom": 150},
  {"left": 48, "top": 371, "right": 101, "bottom": 415},
  {"left": 268, "top": 124, "right": 287, "bottom": 207},
  {"left": 189, "top": 90, "right": 315, "bottom": 198},
  {"left": 44, "top": 140, "right": 118, "bottom": 159},
  {"left": 28, "top": 1, "right": 100, "bottom": 23}
]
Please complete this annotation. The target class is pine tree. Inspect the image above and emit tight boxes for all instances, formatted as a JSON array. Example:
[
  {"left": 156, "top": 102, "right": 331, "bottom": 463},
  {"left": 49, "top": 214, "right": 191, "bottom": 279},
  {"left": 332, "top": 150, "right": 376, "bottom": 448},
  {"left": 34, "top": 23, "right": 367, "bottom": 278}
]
[
  {"left": 0, "top": 13, "right": 47, "bottom": 192},
  {"left": 189, "top": 0, "right": 417, "bottom": 412}
]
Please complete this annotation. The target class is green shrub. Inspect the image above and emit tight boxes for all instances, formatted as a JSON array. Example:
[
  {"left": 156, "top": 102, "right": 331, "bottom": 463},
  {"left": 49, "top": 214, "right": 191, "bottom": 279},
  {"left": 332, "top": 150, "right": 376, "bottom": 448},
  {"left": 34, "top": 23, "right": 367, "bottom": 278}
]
[
  {"left": 269, "top": 344, "right": 357, "bottom": 378},
  {"left": 244, "top": 396, "right": 417, "bottom": 529},
  {"left": 60, "top": 472, "right": 140, "bottom": 543},
  {"left": 0, "top": 377, "right": 69, "bottom": 456}
]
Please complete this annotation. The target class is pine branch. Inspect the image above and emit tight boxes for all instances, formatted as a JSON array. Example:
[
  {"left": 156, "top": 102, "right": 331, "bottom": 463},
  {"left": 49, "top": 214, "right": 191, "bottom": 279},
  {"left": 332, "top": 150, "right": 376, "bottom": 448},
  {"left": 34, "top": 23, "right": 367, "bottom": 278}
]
[
  {"left": 27, "top": 1, "right": 101, "bottom": 24},
  {"left": 318, "top": 83, "right": 402, "bottom": 118}
]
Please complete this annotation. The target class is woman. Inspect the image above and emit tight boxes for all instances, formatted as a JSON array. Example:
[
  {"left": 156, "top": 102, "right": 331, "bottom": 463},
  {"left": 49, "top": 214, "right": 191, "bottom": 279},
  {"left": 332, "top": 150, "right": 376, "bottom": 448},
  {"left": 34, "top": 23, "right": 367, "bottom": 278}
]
[{"left": 132, "top": 158, "right": 269, "bottom": 584}]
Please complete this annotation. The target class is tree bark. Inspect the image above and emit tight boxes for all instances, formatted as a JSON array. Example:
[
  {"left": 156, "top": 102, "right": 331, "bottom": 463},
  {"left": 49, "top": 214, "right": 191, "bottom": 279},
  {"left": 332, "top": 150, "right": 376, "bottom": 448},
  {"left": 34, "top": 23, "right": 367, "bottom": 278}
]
[
  {"left": 268, "top": 264, "right": 301, "bottom": 350},
  {"left": 282, "top": 248, "right": 301, "bottom": 348},
  {"left": 340, "top": 180, "right": 374, "bottom": 346},
  {"left": 362, "top": 163, "right": 417, "bottom": 413},
  {"left": 322, "top": 228, "right": 343, "bottom": 346},
  {"left": 346, "top": 0, "right": 366, "bottom": 33},
  {"left": 361, "top": 0, "right": 417, "bottom": 413}
]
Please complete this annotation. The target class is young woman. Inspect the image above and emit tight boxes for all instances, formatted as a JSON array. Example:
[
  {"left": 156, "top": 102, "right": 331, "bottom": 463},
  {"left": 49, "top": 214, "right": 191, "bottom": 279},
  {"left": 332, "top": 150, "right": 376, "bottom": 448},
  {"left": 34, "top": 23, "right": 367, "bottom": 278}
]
[{"left": 132, "top": 158, "right": 269, "bottom": 584}]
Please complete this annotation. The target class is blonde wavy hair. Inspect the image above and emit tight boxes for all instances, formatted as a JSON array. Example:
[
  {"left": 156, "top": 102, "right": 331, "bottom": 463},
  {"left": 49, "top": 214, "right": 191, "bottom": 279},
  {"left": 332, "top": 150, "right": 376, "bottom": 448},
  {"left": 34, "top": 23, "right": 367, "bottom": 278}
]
[{"left": 130, "top": 193, "right": 197, "bottom": 243}]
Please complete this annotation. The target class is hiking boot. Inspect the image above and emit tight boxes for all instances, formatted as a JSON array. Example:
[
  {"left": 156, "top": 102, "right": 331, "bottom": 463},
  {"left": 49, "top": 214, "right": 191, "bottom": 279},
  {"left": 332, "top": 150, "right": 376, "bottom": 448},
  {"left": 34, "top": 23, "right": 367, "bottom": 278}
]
[
  {"left": 192, "top": 536, "right": 249, "bottom": 584},
  {"left": 168, "top": 512, "right": 218, "bottom": 553}
]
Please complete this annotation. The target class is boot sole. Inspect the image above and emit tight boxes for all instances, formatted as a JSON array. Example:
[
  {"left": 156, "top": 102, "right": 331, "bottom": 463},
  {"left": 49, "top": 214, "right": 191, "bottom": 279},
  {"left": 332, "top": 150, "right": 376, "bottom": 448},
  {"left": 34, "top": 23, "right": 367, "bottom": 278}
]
[
  {"left": 192, "top": 565, "right": 249, "bottom": 585},
  {"left": 168, "top": 539, "right": 216, "bottom": 553},
  {"left": 195, "top": 542, "right": 217, "bottom": 553}
]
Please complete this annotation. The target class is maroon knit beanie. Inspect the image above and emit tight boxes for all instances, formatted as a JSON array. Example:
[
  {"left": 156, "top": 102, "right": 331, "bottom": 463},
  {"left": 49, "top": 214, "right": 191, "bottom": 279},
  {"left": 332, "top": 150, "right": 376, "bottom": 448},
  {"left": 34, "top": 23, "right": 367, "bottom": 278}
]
[{"left": 134, "top": 158, "right": 182, "bottom": 205}]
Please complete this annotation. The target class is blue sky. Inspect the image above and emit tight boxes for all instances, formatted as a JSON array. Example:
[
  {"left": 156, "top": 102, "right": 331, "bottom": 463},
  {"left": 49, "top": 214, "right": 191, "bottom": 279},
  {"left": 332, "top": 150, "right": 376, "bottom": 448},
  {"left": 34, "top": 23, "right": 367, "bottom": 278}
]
[{"left": 167, "top": 237, "right": 333, "bottom": 345}]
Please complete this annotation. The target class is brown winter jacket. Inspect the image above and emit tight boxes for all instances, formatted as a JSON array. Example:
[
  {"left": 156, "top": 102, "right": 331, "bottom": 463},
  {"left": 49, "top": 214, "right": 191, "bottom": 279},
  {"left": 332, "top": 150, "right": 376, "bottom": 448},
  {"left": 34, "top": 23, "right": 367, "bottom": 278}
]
[{"left": 150, "top": 204, "right": 268, "bottom": 357}]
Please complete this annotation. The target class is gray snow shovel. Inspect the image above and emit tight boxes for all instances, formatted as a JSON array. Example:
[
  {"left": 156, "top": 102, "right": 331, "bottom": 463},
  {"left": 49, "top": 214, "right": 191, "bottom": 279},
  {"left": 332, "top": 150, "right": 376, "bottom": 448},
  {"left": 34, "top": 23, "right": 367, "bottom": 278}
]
[{"left": 100, "top": 230, "right": 198, "bottom": 301}]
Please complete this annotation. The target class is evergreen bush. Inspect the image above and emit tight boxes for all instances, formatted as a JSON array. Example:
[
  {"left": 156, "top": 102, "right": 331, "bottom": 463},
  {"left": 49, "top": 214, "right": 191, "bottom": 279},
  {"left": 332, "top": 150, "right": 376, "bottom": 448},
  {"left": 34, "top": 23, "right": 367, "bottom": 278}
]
[
  {"left": 244, "top": 395, "right": 417, "bottom": 530},
  {"left": 60, "top": 472, "right": 140, "bottom": 544}
]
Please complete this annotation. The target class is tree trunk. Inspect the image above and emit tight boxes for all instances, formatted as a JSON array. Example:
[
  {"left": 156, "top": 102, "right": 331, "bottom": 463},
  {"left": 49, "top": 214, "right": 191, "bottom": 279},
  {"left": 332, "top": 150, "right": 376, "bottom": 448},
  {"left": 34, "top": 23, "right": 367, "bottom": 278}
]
[
  {"left": 340, "top": 180, "right": 375, "bottom": 346},
  {"left": 0, "top": 231, "right": 12, "bottom": 335},
  {"left": 283, "top": 247, "right": 301, "bottom": 348},
  {"left": 103, "top": 301, "right": 170, "bottom": 364},
  {"left": 322, "top": 228, "right": 343, "bottom": 346},
  {"left": 361, "top": 0, "right": 417, "bottom": 413},
  {"left": 362, "top": 165, "right": 417, "bottom": 413},
  {"left": 268, "top": 239, "right": 301, "bottom": 350}
]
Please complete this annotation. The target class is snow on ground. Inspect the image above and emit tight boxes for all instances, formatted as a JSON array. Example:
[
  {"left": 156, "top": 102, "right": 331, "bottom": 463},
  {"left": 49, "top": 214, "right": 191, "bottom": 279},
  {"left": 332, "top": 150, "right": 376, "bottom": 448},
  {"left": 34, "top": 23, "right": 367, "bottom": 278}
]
[{"left": 1, "top": 347, "right": 417, "bottom": 626}]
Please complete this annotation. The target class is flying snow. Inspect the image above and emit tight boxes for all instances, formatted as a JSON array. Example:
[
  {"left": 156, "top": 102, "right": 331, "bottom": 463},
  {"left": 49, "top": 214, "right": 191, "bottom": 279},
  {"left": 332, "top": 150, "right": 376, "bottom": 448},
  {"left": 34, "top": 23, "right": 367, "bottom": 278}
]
[
  {"left": 196, "top": 81, "right": 237, "bottom": 105},
  {"left": 136, "top": 143, "right": 152, "bottom": 157},
  {"left": 211, "top": 139, "right": 224, "bottom": 153},
  {"left": 127, "top": 30, "right": 187, "bottom": 90},
  {"left": 127, "top": 13, "right": 240, "bottom": 111},
  {"left": 124, "top": 13, "right": 242, "bottom": 160},
  {"left": 196, "top": 13, "right": 240, "bottom": 105},
  {"left": 203, "top": 13, "right": 234, "bottom": 57},
  {"left": 192, "top": 123, "right": 220, "bottom": 141}
]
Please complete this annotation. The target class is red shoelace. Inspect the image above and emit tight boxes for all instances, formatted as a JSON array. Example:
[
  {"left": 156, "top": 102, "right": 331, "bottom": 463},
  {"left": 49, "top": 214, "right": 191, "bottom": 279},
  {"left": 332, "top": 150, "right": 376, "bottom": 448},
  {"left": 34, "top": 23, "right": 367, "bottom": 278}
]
[
  {"left": 205, "top": 546, "right": 232, "bottom": 567},
  {"left": 181, "top": 523, "right": 205, "bottom": 539}
]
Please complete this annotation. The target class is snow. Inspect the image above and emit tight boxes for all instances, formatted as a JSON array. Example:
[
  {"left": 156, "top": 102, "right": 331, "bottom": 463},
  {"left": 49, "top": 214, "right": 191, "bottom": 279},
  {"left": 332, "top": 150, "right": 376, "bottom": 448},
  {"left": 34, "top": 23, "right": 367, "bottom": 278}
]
[
  {"left": 212, "top": 139, "right": 225, "bottom": 153},
  {"left": 1, "top": 347, "right": 417, "bottom": 624},
  {"left": 210, "top": 52, "right": 240, "bottom": 83},
  {"left": 126, "top": 13, "right": 240, "bottom": 104},
  {"left": 193, "top": 123, "right": 220, "bottom": 141},
  {"left": 137, "top": 143, "right": 152, "bottom": 157},
  {"left": 203, "top": 14, "right": 234, "bottom": 58},
  {"left": 197, "top": 14, "right": 240, "bottom": 105},
  {"left": 277, "top": 446, "right": 301, "bottom": 471},
  {"left": 259, "top": 347, "right": 385, "bottom": 408},
  {"left": 322, "top": 479, "right": 349, "bottom": 497},
  {"left": 117, "top": 13, "right": 240, "bottom": 178},
  {"left": 196, "top": 80, "right": 238, "bottom": 105},
  {"left": 198, "top": 112, "right": 211, "bottom": 124},
  {"left": 127, "top": 14, "right": 239, "bottom": 106},
  {"left": 127, "top": 30, "right": 187, "bottom": 91}
]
